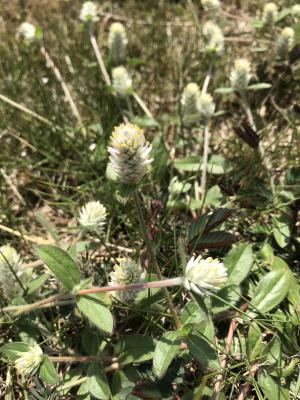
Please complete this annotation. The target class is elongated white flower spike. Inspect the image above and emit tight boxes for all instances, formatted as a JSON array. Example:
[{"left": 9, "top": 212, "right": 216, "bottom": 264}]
[
  {"left": 183, "top": 255, "right": 227, "bottom": 296},
  {"left": 79, "top": 1, "right": 99, "bottom": 23},
  {"left": 78, "top": 201, "right": 107, "bottom": 234},
  {"left": 276, "top": 27, "right": 295, "bottom": 59},
  {"left": 15, "top": 344, "right": 43, "bottom": 377},
  {"left": 197, "top": 92, "right": 215, "bottom": 119},
  {"left": 109, "top": 258, "right": 145, "bottom": 302},
  {"left": 230, "top": 58, "right": 252, "bottom": 91},
  {"left": 202, "top": 0, "right": 220, "bottom": 12},
  {"left": 181, "top": 83, "right": 201, "bottom": 125},
  {"left": 107, "top": 123, "right": 152, "bottom": 185},
  {"left": 18, "top": 22, "right": 37, "bottom": 43},
  {"left": 292, "top": 5, "right": 300, "bottom": 20},
  {"left": 262, "top": 2, "right": 278, "bottom": 26},
  {"left": 108, "top": 22, "right": 128, "bottom": 65},
  {"left": 112, "top": 66, "right": 132, "bottom": 96},
  {"left": 0, "top": 244, "right": 22, "bottom": 299},
  {"left": 202, "top": 21, "right": 224, "bottom": 55}
]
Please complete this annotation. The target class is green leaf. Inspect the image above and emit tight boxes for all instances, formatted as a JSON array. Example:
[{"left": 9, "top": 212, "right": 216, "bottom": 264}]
[
  {"left": 188, "top": 214, "right": 210, "bottom": 241},
  {"left": 131, "top": 115, "right": 160, "bottom": 128},
  {"left": 181, "top": 301, "right": 207, "bottom": 325},
  {"left": 247, "top": 322, "right": 264, "bottom": 360},
  {"left": 1, "top": 342, "right": 30, "bottom": 361},
  {"left": 250, "top": 267, "right": 292, "bottom": 315},
  {"left": 272, "top": 217, "right": 290, "bottom": 248},
  {"left": 77, "top": 294, "right": 113, "bottom": 334},
  {"left": 276, "top": 8, "right": 291, "bottom": 22},
  {"left": 116, "top": 335, "right": 156, "bottom": 364},
  {"left": 87, "top": 361, "right": 111, "bottom": 399},
  {"left": 196, "top": 231, "right": 237, "bottom": 249},
  {"left": 224, "top": 243, "right": 254, "bottom": 286},
  {"left": 211, "top": 285, "right": 241, "bottom": 314},
  {"left": 258, "top": 372, "right": 290, "bottom": 400},
  {"left": 26, "top": 273, "right": 49, "bottom": 295},
  {"left": 39, "top": 355, "right": 58, "bottom": 385},
  {"left": 247, "top": 83, "right": 271, "bottom": 91},
  {"left": 36, "top": 245, "right": 80, "bottom": 290},
  {"left": 153, "top": 331, "right": 182, "bottom": 378},
  {"left": 174, "top": 156, "right": 201, "bottom": 172},
  {"left": 35, "top": 212, "right": 60, "bottom": 243},
  {"left": 204, "top": 185, "right": 222, "bottom": 207},
  {"left": 215, "top": 87, "right": 235, "bottom": 94},
  {"left": 204, "top": 208, "right": 234, "bottom": 233},
  {"left": 187, "top": 335, "right": 219, "bottom": 370}
]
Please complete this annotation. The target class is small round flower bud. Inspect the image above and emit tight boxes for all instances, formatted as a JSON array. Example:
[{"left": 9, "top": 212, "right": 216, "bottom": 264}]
[
  {"left": 107, "top": 123, "right": 152, "bottom": 185},
  {"left": 0, "top": 244, "right": 22, "bottom": 299},
  {"left": 109, "top": 258, "right": 145, "bottom": 302},
  {"left": 292, "top": 4, "right": 300, "bottom": 19},
  {"left": 197, "top": 92, "right": 215, "bottom": 119},
  {"left": 181, "top": 82, "right": 201, "bottom": 125},
  {"left": 201, "top": 0, "right": 220, "bottom": 12},
  {"left": 78, "top": 201, "right": 107, "bottom": 234},
  {"left": 202, "top": 21, "right": 224, "bottom": 55},
  {"left": 15, "top": 344, "right": 43, "bottom": 377},
  {"left": 108, "top": 22, "right": 128, "bottom": 65},
  {"left": 230, "top": 58, "right": 252, "bottom": 91},
  {"left": 18, "top": 22, "right": 37, "bottom": 43},
  {"left": 79, "top": 1, "right": 99, "bottom": 23},
  {"left": 262, "top": 2, "right": 278, "bottom": 26},
  {"left": 276, "top": 27, "right": 295, "bottom": 59},
  {"left": 183, "top": 256, "right": 227, "bottom": 296},
  {"left": 112, "top": 66, "right": 132, "bottom": 96}
]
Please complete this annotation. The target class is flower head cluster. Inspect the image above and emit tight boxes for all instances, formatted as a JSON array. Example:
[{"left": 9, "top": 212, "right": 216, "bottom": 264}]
[
  {"left": 202, "top": 21, "right": 224, "bottom": 55},
  {"left": 109, "top": 258, "right": 145, "bottom": 302},
  {"left": 112, "top": 66, "right": 132, "bottom": 96},
  {"left": 262, "top": 2, "right": 278, "bottom": 26},
  {"left": 78, "top": 201, "right": 107, "bottom": 234},
  {"left": 230, "top": 58, "right": 251, "bottom": 91},
  {"left": 183, "top": 255, "right": 227, "bottom": 296},
  {"left": 15, "top": 344, "right": 43, "bottom": 377},
  {"left": 0, "top": 244, "right": 22, "bottom": 299},
  {"left": 276, "top": 27, "right": 295, "bottom": 59},
  {"left": 181, "top": 82, "right": 201, "bottom": 125},
  {"left": 201, "top": 0, "right": 220, "bottom": 12},
  {"left": 79, "top": 1, "right": 99, "bottom": 23},
  {"left": 107, "top": 123, "right": 152, "bottom": 185},
  {"left": 292, "top": 4, "right": 300, "bottom": 19},
  {"left": 18, "top": 22, "right": 37, "bottom": 43},
  {"left": 108, "top": 22, "right": 128, "bottom": 65},
  {"left": 197, "top": 92, "right": 215, "bottom": 119}
]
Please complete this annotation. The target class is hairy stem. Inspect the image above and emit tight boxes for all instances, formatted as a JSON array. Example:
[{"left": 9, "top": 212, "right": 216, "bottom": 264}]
[
  {"left": 132, "top": 92, "right": 154, "bottom": 119},
  {"left": 133, "top": 190, "right": 182, "bottom": 329},
  {"left": 200, "top": 123, "right": 210, "bottom": 196},
  {"left": 89, "top": 28, "right": 111, "bottom": 86}
]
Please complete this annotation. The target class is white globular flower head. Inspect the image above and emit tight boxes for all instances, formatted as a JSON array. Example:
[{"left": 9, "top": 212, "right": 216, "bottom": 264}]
[
  {"left": 109, "top": 258, "right": 145, "bottom": 302},
  {"left": 108, "top": 22, "right": 128, "bottom": 65},
  {"left": 197, "top": 92, "right": 216, "bottom": 119},
  {"left": 230, "top": 58, "right": 252, "bottom": 91},
  {"left": 112, "top": 66, "right": 132, "bottom": 96},
  {"left": 79, "top": 1, "right": 99, "bottom": 23},
  {"left": 0, "top": 244, "right": 22, "bottom": 299},
  {"left": 18, "top": 22, "right": 37, "bottom": 43},
  {"left": 78, "top": 201, "right": 107, "bottom": 234},
  {"left": 202, "top": 21, "right": 224, "bottom": 55},
  {"left": 262, "top": 2, "right": 278, "bottom": 26},
  {"left": 292, "top": 4, "right": 300, "bottom": 19},
  {"left": 181, "top": 82, "right": 201, "bottom": 125},
  {"left": 107, "top": 123, "right": 152, "bottom": 185},
  {"left": 201, "top": 0, "right": 221, "bottom": 12},
  {"left": 183, "top": 256, "right": 227, "bottom": 296},
  {"left": 15, "top": 344, "right": 43, "bottom": 377},
  {"left": 276, "top": 27, "right": 295, "bottom": 59}
]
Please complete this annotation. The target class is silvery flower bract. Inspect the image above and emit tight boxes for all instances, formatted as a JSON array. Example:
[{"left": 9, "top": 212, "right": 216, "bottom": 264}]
[
  {"left": 79, "top": 1, "right": 99, "bottom": 23},
  {"left": 112, "top": 66, "right": 132, "bottom": 96},
  {"left": 107, "top": 123, "right": 152, "bottom": 185},
  {"left": 197, "top": 92, "right": 216, "bottom": 119},
  {"left": 78, "top": 201, "right": 107, "bottom": 234},
  {"left": 230, "top": 58, "right": 251, "bottom": 91},
  {"left": 262, "top": 2, "right": 278, "bottom": 26},
  {"left": 15, "top": 343, "right": 43, "bottom": 377},
  {"left": 108, "top": 22, "right": 128, "bottom": 65},
  {"left": 181, "top": 82, "right": 201, "bottom": 125},
  {"left": 18, "top": 22, "right": 36, "bottom": 42},
  {"left": 183, "top": 255, "right": 227, "bottom": 296},
  {"left": 202, "top": 0, "right": 220, "bottom": 11},
  {"left": 0, "top": 244, "right": 22, "bottom": 299},
  {"left": 202, "top": 21, "right": 224, "bottom": 55},
  {"left": 276, "top": 27, "right": 295, "bottom": 59},
  {"left": 109, "top": 258, "right": 145, "bottom": 302}
]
